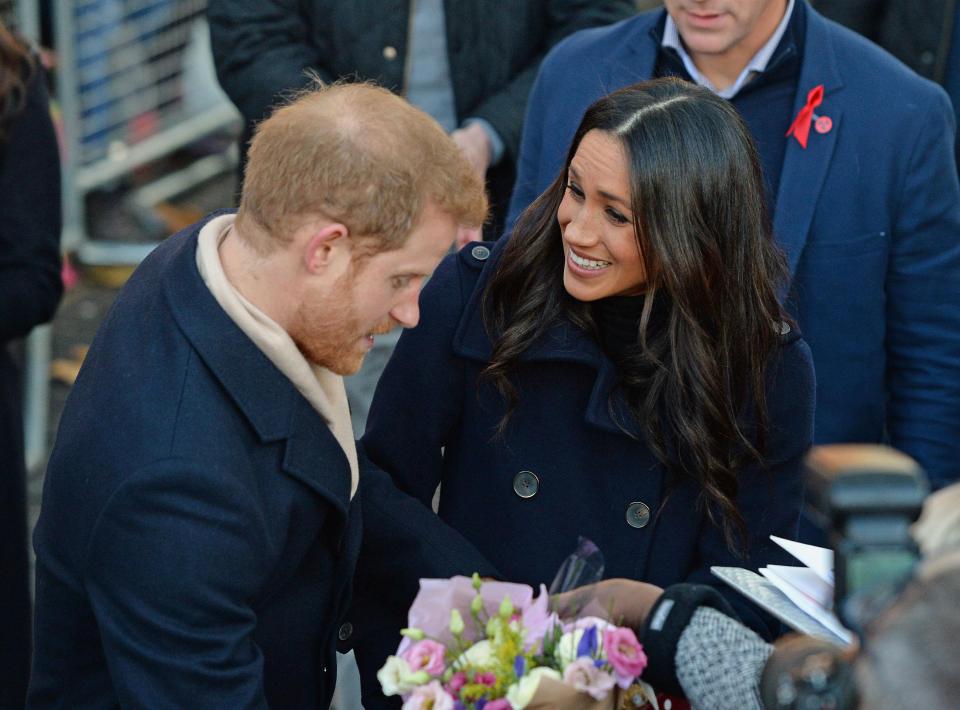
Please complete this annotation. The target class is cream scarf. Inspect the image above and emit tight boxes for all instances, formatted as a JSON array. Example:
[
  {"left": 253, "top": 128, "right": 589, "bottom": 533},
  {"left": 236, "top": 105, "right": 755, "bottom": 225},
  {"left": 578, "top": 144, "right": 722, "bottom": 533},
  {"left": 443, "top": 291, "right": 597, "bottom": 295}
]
[{"left": 195, "top": 214, "right": 358, "bottom": 498}]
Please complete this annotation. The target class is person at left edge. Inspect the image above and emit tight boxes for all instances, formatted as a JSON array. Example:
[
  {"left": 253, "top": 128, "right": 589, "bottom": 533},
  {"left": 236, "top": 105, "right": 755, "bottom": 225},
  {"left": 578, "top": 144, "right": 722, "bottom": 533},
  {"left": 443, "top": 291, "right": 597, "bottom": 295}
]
[
  {"left": 28, "top": 82, "right": 495, "bottom": 709},
  {"left": 0, "top": 21, "right": 62, "bottom": 709}
]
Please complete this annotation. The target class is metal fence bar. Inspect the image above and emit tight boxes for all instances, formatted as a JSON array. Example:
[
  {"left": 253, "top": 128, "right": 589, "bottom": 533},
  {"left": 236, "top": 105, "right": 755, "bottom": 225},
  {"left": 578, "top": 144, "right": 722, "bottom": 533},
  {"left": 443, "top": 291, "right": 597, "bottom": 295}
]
[
  {"left": 56, "top": 0, "right": 240, "bottom": 256},
  {"left": 23, "top": 325, "right": 52, "bottom": 471}
]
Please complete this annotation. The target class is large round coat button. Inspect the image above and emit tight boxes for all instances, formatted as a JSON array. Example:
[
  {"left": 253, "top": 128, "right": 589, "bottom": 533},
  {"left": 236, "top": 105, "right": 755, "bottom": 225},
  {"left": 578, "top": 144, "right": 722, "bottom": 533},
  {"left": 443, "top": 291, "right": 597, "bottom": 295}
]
[
  {"left": 513, "top": 470, "right": 539, "bottom": 499},
  {"left": 382, "top": 45, "right": 398, "bottom": 60},
  {"left": 625, "top": 501, "right": 651, "bottom": 528},
  {"left": 471, "top": 244, "right": 491, "bottom": 261},
  {"left": 338, "top": 622, "right": 353, "bottom": 641}
]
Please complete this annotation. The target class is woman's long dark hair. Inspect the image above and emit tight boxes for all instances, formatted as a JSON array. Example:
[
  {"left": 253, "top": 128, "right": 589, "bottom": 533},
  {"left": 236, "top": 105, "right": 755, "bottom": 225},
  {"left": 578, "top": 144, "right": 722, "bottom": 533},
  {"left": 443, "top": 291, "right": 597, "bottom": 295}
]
[
  {"left": 483, "top": 78, "right": 789, "bottom": 551},
  {"left": 0, "top": 20, "right": 34, "bottom": 143}
]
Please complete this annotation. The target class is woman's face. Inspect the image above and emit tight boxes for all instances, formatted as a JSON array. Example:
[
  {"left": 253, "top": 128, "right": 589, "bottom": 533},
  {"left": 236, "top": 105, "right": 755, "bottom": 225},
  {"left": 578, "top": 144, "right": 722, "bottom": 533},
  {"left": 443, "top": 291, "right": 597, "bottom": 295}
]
[{"left": 557, "top": 129, "right": 647, "bottom": 301}]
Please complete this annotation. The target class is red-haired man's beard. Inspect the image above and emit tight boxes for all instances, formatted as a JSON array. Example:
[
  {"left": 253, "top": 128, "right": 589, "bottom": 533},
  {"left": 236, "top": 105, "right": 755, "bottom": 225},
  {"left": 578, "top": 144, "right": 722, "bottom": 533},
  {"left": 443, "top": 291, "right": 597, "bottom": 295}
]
[{"left": 289, "top": 281, "right": 397, "bottom": 376}]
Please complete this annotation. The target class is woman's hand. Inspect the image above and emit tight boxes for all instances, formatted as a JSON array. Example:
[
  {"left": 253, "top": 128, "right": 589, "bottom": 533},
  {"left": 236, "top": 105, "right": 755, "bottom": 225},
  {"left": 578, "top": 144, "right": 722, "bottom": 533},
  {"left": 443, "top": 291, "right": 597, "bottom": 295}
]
[{"left": 551, "top": 578, "right": 664, "bottom": 630}]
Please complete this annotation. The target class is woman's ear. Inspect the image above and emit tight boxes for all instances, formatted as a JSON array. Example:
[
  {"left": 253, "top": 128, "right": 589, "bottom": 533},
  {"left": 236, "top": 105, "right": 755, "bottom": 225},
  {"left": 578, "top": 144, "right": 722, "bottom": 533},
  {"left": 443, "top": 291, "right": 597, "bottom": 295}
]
[{"left": 303, "top": 222, "right": 349, "bottom": 274}]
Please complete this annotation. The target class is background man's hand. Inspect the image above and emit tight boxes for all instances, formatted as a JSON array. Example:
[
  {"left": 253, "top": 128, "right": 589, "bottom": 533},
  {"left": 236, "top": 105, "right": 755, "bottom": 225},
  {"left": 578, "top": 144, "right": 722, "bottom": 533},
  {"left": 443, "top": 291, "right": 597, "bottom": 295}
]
[{"left": 451, "top": 123, "right": 492, "bottom": 177}]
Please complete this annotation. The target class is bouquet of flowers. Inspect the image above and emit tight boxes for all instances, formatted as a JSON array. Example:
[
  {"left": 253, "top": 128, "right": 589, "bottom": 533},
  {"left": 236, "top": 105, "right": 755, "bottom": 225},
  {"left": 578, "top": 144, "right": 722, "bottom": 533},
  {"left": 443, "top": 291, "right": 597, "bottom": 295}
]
[{"left": 377, "top": 572, "right": 658, "bottom": 709}]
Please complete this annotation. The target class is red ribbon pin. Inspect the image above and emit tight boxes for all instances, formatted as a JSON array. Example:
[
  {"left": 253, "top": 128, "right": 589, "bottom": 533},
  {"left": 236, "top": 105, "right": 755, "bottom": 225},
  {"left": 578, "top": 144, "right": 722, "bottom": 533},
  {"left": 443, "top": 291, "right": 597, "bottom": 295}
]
[{"left": 785, "top": 84, "right": 825, "bottom": 149}]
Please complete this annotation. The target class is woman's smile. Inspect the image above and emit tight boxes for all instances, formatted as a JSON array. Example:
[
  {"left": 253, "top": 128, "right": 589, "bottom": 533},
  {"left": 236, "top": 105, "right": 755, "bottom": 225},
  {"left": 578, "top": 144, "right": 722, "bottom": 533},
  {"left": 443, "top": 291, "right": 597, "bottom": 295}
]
[{"left": 568, "top": 247, "right": 612, "bottom": 272}]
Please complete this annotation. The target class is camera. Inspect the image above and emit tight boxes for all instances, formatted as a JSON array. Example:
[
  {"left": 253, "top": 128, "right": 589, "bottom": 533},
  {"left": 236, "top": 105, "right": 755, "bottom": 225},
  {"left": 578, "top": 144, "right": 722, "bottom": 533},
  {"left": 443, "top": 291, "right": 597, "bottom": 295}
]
[{"left": 803, "top": 445, "right": 929, "bottom": 632}]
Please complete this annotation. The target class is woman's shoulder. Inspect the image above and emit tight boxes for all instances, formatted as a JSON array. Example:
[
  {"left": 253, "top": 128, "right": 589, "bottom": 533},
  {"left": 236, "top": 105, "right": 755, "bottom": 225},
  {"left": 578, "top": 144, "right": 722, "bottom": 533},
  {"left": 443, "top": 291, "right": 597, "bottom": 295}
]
[
  {"left": 411, "top": 239, "right": 504, "bottom": 346},
  {"left": 765, "top": 320, "right": 816, "bottom": 415}
]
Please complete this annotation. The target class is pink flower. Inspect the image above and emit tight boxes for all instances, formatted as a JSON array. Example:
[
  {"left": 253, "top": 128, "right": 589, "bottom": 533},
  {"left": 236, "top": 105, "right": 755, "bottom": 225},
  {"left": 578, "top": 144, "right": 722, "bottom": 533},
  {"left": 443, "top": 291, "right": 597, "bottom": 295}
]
[
  {"left": 484, "top": 700, "right": 511, "bottom": 710},
  {"left": 603, "top": 627, "right": 647, "bottom": 688},
  {"left": 521, "top": 585, "right": 560, "bottom": 651},
  {"left": 401, "top": 680, "right": 455, "bottom": 710},
  {"left": 562, "top": 658, "right": 616, "bottom": 700},
  {"left": 446, "top": 671, "right": 468, "bottom": 695},
  {"left": 474, "top": 671, "right": 496, "bottom": 686},
  {"left": 397, "top": 577, "right": 536, "bottom": 655},
  {"left": 402, "top": 640, "right": 447, "bottom": 676}
]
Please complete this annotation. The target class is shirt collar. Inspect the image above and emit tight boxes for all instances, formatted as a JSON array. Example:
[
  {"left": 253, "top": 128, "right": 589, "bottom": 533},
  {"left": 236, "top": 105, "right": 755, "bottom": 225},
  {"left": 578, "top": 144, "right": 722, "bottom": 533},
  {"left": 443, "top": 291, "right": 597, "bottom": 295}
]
[{"left": 662, "top": 0, "right": 795, "bottom": 99}]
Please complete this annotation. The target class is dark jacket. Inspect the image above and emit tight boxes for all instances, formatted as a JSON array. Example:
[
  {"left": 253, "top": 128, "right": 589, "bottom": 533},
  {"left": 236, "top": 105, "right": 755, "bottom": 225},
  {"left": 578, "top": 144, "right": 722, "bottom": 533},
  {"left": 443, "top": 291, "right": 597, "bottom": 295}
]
[
  {"left": 507, "top": 2, "right": 960, "bottom": 489},
  {"left": 28, "top": 214, "right": 495, "bottom": 709},
  {"left": 207, "top": 0, "right": 635, "bottom": 236},
  {"left": 362, "top": 240, "right": 816, "bottom": 643},
  {"left": 813, "top": 0, "right": 957, "bottom": 83},
  {"left": 0, "top": 61, "right": 61, "bottom": 708}
]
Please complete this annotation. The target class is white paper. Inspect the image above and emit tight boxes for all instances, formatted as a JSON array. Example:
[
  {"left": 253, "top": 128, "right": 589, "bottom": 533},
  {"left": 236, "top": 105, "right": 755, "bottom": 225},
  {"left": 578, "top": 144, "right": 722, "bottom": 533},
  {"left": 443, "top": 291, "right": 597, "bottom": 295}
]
[
  {"left": 760, "top": 566, "right": 853, "bottom": 644},
  {"left": 711, "top": 566, "right": 851, "bottom": 645},
  {"left": 770, "top": 535, "right": 834, "bottom": 585},
  {"left": 763, "top": 564, "right": 833, "bottom": 607}
]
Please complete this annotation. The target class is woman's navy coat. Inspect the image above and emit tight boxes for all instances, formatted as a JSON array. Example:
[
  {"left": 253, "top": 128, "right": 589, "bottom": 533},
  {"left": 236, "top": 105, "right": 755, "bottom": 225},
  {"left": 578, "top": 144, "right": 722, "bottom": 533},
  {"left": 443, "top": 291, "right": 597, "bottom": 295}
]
[{"left": 363, "top": 240, "right": 816, "bottom": 639}]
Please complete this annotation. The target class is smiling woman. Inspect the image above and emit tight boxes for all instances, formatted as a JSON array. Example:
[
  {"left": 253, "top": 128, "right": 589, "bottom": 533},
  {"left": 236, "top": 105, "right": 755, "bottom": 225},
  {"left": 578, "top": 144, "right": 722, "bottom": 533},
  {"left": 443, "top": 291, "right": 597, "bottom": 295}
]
[{"left": 359, "top": 78, "right": 816, "bottom": 681}]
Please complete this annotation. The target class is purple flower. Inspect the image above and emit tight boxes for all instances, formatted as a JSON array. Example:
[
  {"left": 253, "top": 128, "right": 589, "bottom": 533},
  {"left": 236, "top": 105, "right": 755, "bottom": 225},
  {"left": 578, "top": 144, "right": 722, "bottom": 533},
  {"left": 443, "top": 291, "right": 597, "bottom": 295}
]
[
  {"left": 514, "top": 655, "right": 526, "bottom": 678},
  {"left": 562, "top": 658, "right": 616, "bottom": 701},
  {"left": 576, "top": 625, "right": 598, "bottom": 659},
  {"left": 484, "top": 700, "right": 511, "bottom": 710}
]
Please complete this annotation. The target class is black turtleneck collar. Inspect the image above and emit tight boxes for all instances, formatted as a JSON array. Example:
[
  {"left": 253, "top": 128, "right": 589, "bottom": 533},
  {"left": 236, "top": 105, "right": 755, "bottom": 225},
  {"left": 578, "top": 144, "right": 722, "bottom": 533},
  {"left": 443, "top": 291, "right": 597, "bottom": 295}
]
[{"left": 593, "top": 291, "right": 669, "bottom": 363}]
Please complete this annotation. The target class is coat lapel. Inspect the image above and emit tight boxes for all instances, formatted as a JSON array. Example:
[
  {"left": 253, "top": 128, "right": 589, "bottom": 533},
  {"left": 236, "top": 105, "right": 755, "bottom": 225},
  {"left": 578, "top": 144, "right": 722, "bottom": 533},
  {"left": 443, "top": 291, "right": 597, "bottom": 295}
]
[
  {"left": 774, "top": 7, "right": 845, "bottom": 281},
  {"left": 608, "top": 13, "right": 662, "bottom": 94},
  {"left": 163, "top": 216, "right": 352, "bottom": 521}
]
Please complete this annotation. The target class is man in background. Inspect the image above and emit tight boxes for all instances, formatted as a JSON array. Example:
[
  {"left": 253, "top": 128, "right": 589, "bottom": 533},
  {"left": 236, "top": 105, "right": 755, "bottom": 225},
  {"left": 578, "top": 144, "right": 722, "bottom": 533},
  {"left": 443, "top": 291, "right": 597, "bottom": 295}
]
[
  {"left": 207, "top": 0, "right": 635, "bottom": 242},
  {"left": 507, "top": 0, "right": 960, "bottom": 491}
]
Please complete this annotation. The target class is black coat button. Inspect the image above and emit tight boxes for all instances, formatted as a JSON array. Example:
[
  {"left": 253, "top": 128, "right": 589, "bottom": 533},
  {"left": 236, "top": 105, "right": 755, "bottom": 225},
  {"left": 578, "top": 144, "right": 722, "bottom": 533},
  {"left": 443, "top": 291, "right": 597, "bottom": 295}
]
[
  {"left": 626, "top": 501, "right": 650, "bottom": 528},
  {"left": 338, "top": 622, "right": 353, "bottom": 641},
  {"left": 512, "top": 470, "right": 539, "bottom": 499},
  {"left": 471, "top": 244, "right": 491, "bottom": 261}
]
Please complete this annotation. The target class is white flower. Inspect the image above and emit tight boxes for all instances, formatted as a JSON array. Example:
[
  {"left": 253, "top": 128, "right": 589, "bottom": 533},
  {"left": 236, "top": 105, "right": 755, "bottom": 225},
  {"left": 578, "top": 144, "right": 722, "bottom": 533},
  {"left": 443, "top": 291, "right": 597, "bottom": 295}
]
[
  {"left": 505, "top": 667, "right": 562, "bottom": 709},
  {"left": 401, "top": 680, "right": 455, "bottom": 710},
  {"left": 377, "top": 656, "right": 428, "bottom": 696},
  {"left": 562, "top": 658, "right": 616, "bottom": 700},
  {"left": 453, "top": 639, "right": 495, "bottom": 670}
]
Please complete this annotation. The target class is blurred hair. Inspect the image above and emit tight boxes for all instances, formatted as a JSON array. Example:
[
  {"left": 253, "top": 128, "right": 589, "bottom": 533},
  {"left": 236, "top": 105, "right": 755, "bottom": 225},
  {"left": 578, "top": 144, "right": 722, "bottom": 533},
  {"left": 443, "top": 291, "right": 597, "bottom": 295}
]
[
  {"left": 857, "top": 552, "right": 960, "bottom": 709},
  {"left": 0, "top": 20, "right": 34, "bottom": 143},
  {"left": 483, "top": 77, "right": 789, "bottom": 551},
  {"left": 237, "top": 80, "right": 487, "bottom": 255}
]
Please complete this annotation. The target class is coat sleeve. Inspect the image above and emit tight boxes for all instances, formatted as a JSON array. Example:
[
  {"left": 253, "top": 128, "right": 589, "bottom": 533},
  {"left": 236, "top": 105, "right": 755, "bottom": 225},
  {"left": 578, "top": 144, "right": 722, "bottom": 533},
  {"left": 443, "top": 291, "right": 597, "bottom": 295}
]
[
  {"left": 884, "top": 87, "right": 960, "bottom": 490},
  {"left": 348, "top": 454, "right": 500, "bottom": 709},
  {"left": 0, "top": 63, "right": 62, "bottom": 344},
  {"left": 207, "top": 0, "right": 325, "bottom": 127},
  {"left": 467, "top": 0, "right": 635, "bottom": 162},
  {"left": 353, "top": 252, "right": 499, "bottom": 708},
  {"left": 684, "top": 336, "right": 816, "bottom": 639},
  {"left": 83, "top": 460, "right": 275, "bottom": 709}
]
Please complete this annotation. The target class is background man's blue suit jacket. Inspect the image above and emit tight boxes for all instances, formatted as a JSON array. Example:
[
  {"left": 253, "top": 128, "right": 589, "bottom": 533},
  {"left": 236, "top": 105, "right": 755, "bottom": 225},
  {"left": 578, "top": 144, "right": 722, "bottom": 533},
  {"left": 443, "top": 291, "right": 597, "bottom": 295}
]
[{"left": 507, "top": 2, "right": 960, "bottom": 488}]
